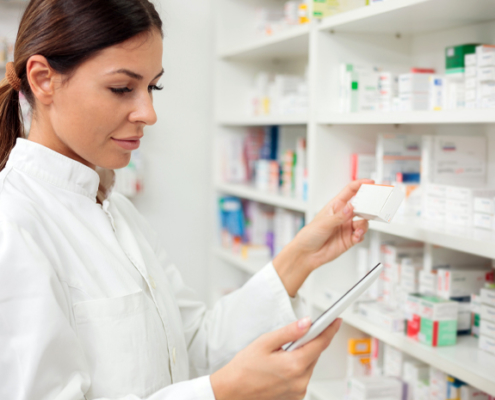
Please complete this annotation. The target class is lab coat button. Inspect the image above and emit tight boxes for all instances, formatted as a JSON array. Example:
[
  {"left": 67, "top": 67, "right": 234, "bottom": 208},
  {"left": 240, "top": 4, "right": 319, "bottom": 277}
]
[{"left": 172, "top": 347, "right": 176, "bottom": 364}]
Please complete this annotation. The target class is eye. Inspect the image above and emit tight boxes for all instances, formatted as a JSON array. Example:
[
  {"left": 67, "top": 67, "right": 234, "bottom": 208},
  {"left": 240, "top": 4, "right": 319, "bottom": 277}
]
[
  {"left": 148, "top": 84, "right": 163, "bottom": 92},
  {"left": 110, "top": 87, "right": 133, "bottom": 95}
]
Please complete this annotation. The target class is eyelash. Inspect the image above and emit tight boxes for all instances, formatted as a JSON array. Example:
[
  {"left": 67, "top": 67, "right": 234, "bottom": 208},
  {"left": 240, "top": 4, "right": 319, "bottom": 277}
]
[{"left": 110, "top": 85, "right": 163, "bottom": 95}]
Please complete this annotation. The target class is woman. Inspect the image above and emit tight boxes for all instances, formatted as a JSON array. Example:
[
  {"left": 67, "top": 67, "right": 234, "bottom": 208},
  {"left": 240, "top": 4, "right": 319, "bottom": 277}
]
[{"left": 0, "top": 1, "right": 370, "bottom": 399}]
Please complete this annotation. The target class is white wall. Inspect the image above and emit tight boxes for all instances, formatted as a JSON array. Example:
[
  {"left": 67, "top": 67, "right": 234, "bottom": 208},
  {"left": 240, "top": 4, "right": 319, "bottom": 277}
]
[{"left": 134, "top": 1, "right": 215, "bottom": 302}]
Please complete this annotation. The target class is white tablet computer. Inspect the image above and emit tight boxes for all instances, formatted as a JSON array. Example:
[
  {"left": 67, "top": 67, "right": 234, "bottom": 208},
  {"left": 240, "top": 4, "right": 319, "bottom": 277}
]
[{"left": 285, "top": 262, "right": 383, "bottom": 352}]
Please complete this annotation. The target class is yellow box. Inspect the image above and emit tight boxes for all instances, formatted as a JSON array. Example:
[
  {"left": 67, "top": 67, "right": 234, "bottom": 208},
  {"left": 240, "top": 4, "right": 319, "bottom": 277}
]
[{"left": 348, "top": 338, "right": 372, "bottom": 355}]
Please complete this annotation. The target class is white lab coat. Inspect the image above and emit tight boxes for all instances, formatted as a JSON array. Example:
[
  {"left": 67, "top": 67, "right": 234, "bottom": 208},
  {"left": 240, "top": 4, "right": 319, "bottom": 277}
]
[{"left": 0, "top": 139, "right": 305, "bottom": 400}]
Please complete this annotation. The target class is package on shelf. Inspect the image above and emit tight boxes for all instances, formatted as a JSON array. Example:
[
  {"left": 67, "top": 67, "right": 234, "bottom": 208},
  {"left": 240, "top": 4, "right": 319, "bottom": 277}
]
[
  {"left": 254, "top": 1, "right": 308, "bottom": 38},
  {"left": 273, "top": 207, "right": 304, "bottom": 256},
  {"left": 429, "top": 367, "right": 448, "bottom": 400},
  {"left": 383, "top": 343, "right": 411, "bottom": 377},
  {"left": 476, "top": 45, "right": 495, "bottom": 109},
  {"left": 460, "top": 385, "right": 492, "bottom": 400},
  {"left": 339, "top": 63, "right": 383, "bottom": 113},
  {"left": 346, "top": 376, "right": 404, "bottom": 400},
  {"left": 402, "top": 360, "right": 429, "bottom": 400},
  {"left": 370, "top": 337, "right": 384, "bottom": 376},
  {"left": 219, "top": 197, "right": 246, "bottom": 250},
  {"left": 400, "top": 257, "right": 423, "bottom": 293},
  {"left": 481, "top": 287, "right": 495, "bottom": 307},
  {"left": 399, "top": 72, "right": 433, "bottom": 112},
  {"left": 249, "top": 71, "right": 308, "bottom": 117},
  {"left": 479, "top": 319, "right": 495, "bottom": 341},
  {"left": 437, "top": 267, "right": 493, "bottom": 299},
  {"left": 313, "top": 0, "right": 342, "bottom": 18},
  {"left": 419, "top": 295, "right": 459, "bottom": 346},
  {"left": 395, "top": 179, "right": 422, "bottom": 218},
  {"left": 376, "top": 134, "right": 421, "bottom": 185},
  {"left": 114, "top": 150, "right": 144, "bottom": 198},
  {"left": 446, "top": 376, "right": 468, "bottom": 400},
  {"left": 352, "top": 184, "right": 405, "bottom": 223},
  {"left": 471, "top": 293, "right": 482, "bottom": 338},
  {"left": 347, "top": 338, "right": 372, "bottom": 377},
  {"left": 351, "top": 153, "right": 376, "bottom": 181},
  {"left": 419, "top": 270, "right": 438, "bottom": 296},
  {"left": 429, "top": 75, "right": 445, "bottom": 111},
  {"left": 421, "top": 135, "right": 487, "bottom": 188},
  {"left": 357, "top": 302, "right": 405, "bottom": 332}
]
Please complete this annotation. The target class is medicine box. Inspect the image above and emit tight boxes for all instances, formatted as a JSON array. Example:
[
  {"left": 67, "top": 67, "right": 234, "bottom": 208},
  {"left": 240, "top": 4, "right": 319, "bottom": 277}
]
[
  {"left": 437, "top": 268, "right": 489, "bottom": 299},
  {"left": 474, "top": 213, "right": 493, "bottom": 230},
  {"left": 474, "top": 197, "right": 495, "bottom": 214},
  {"left": 399, "top": 73, "right": 430, "bottom": 93},
  {"left": 352, "top": 184, "right": 405, "bottom": 223},
  {"left": 478, "top": 334, "right": 495, "bottom": 356},
  {"left": 479, "top": 319, "right": 495, "bottom": 340},
  {"left": 349, "top": 338, "right": 372, "bottom": 355},
  {"left": 477, "top": 45, "right": 495, "bottom": 67},
  {"left": 481, "top": 304, "right": 495, "bottom": 324},
  {"left": 446, "top": 44, "right": 479, "bottom": 70},
  {"left": 347, "top": 376, "right": 403, "bottom": 400},
  {"left": 418, "top": 296, "right": 458, "bottom": 347},
  {"left": 481, "top": 288, "right": 495, "bottom": 307},
  {"left": 347, "top": 354, "right": 371, "bottom": 378},
  {"left": 460, "top": 385, "right": 490, "bottom": 400}
]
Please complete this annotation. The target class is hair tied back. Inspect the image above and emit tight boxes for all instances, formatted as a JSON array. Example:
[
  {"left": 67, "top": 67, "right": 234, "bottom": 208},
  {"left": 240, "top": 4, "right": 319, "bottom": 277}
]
[{"left": 6, "top": 62, "right": 21, "bottom": 92}]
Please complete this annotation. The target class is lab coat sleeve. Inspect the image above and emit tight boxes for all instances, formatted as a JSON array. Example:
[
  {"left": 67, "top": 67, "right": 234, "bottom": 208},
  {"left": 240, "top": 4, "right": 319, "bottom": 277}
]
[
  {"left": 0, "top": 220, "right": 215, "bottom": 400},
  {"left": 154, "top": 245, "right": 308, "bottom": 376}
]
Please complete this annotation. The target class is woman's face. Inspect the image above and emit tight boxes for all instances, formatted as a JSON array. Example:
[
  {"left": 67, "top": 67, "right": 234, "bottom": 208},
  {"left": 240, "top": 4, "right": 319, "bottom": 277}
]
[{"left": 30, "top": 29, "right": 163, "bottom": 170}]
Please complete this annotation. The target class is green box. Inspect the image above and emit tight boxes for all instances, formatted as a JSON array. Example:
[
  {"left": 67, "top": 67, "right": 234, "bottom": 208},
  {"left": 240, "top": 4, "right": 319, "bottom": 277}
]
[
  {"left": 419, "top": 318, "right": 457, "bottom": 347},
  {"left": 445, "top": 44, "right": 480, "bottom": 70},
  {"left": 313, "top": 0, "right": 341, "bottom": 18}
]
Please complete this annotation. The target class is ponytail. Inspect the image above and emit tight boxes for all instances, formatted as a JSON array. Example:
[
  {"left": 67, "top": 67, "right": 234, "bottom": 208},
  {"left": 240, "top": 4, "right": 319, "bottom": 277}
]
[{"left": 0, "top": 75, "right": 24, "bottom": 171}]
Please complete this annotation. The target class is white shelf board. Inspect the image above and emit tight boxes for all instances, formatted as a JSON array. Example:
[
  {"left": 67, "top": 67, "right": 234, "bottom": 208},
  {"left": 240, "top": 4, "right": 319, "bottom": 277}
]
[
  {"left": 216, "top": 182, "right": 308, "bottom": 213},
  {"left": 218, "top": 115, "right": 308, "bottom": 126},
  {"left": 341, "top": 311, "right": 495, "bottom": 396},
  {"left": 369, "top": 217, "right": 495, "bottom": 260},
  {"left": 318, "top": 0, "right": 495, "bottom": 35},
  {"left": 213, "top": 247, "right": 266, "bottom": 275},
  {"left": 309, "top": 380, "right": 346, "bottom": 400},
  {"left": 218, "top": 24, "right": 310, "bottom": 61},
  {"left": 319, "top": 110, "right": 495, "bottom": 125}
]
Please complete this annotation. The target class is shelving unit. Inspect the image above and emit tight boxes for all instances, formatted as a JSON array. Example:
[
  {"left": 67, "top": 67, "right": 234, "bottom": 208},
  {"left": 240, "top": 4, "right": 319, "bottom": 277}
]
[{"left": 212, "top": 0, "right": 495, "bottom": 398}]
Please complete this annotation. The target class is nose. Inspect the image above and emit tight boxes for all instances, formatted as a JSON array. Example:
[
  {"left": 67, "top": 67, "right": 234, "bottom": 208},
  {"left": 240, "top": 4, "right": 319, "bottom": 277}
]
[{"left": 130, "top": 92, "right": 158, "bottom": 126}]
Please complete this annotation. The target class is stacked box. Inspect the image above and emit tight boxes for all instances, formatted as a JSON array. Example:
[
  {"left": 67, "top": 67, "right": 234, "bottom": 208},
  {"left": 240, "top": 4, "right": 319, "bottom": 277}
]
[
  {"left": 383, "top": 344, "right": 410, "bottom": 377},
  {"left": 418, "top": 296, "right": 458, "bottom": 347},
  {"left": 473, "top": 196, "right": 495, "bottom": 230},
  {"left": 437, "top": 268, "right": 492, "bottom": 299},
  {"left": 476, "top": 45, "right": 495, "bottom": 108},
  {"left": 420, "top": 270, "right": 438, "bottom": 296},
  {"left": 465, "top": 53, "right": 478, "bottom": 109},
  {"left": 460, "top": 385, "right": 491, "bottom": 400},
  {"left": 399, "top": 73, "right": 430, "bottom": 111},
  {"left": 471, "top": 294, "right": 482, "bottom": 338},
  {"left": 347, "top": 338, "right": 372, "bottom": 377},
  {"left": 446, "top": 376, "right": 467, "bottom": 400},
  {"left": 370, "top": 338, "right": 384, "bottom": 376},
  {"left": 400, "top": 257, "right": 423, "bottom": 294},
  {"left": 347, "top": 376, "right": 403, "bottom": 400},
  {"left": 479, "top": 288, "right": 495, "bottom": 355},
  {"left": 430, "top": 367, "right": 448, "bottom": 400},
  {"left": 402, "top": 360, "right": 429, "bottom": 400},
  {"left": 358, "top": 302, "right": 405, "bottom": 333}
]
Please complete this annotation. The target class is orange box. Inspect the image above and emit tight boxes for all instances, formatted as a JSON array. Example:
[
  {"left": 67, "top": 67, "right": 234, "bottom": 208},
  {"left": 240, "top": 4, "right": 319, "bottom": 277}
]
[{"left": 348, "top": 338, "right": 372, "bottom": 355}]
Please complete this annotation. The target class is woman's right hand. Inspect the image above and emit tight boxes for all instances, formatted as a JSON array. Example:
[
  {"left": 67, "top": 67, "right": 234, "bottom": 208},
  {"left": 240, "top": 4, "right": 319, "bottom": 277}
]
[{"left": 210, "top": 317, "right": 342, "bottom": 400}]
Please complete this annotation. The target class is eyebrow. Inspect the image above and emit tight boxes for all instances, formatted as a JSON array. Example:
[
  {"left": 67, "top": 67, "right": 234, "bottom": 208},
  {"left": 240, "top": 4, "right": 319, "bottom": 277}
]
[{"left": 108, "top": 68, "right": 164, "bottom": 81}]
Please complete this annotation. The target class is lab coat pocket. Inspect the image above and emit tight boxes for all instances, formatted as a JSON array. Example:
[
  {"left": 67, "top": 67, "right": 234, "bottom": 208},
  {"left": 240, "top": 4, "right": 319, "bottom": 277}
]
[{"left": 74, "top": 291, "right": 170, "bottom": 399}]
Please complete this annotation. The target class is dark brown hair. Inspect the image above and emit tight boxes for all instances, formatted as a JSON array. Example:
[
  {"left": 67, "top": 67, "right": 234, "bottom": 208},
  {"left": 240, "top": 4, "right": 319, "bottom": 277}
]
[{"left": 0, "top": 0, "right": 163, "bottom": 170}]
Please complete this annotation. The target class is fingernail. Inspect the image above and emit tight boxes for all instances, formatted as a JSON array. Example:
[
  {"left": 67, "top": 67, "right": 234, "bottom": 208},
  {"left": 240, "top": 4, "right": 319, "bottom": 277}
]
[
  {"left": 298, "top": 316, "right": 312, "bottom": 330},
  {"left": 337, "top": 319, "right": 343, "bottom": 329},
  {"left": 343, "top": 204, "right": 351, "bottom": 214},
  {"left": 355, "top": 229, "right": 364, "bottom": 237}
]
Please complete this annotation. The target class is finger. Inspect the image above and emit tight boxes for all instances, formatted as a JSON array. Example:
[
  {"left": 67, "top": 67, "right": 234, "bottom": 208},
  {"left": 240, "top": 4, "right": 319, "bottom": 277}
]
[
  {"left": 260, "top": 317, "right": 312, "bottom": 352},
  {"left": 291, "top": 318, "right": 343, "bottom": 364},
  {"left": 352, "top": 218, "right": 369, "bottom": 233},
  {"left": 317, "top": 203, "right": 354, "bottom": 232},
  {"left": 351, "top": 220, "right": 369, "bottom": 244},
  {"left": 331, "top": 179, "right": 374, "bottom": 212}
]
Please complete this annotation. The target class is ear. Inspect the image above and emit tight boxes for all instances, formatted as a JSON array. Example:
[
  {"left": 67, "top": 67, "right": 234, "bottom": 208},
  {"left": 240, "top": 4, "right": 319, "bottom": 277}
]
[{"left": 26, "top": 55, "right": 58, "bottom": 105}]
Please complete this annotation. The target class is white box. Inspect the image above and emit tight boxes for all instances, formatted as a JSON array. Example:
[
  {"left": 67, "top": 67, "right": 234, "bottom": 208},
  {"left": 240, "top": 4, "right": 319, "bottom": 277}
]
[
  {"left": 446, "top": 199, "right": 471, "bottom": 215},
  {"left": 480, "top": 319, "right": 495, "bottom": 339},
  {"left": 446, "top": 212, "right": 471, "bottom": 227},
  {"left": 474, "top": 197, "right": 495, "bottom": 214},
  {"left": 471, "top": 294, "right": 482, "bottom": 314},
  {"left": 437, "top": 268, "right": 489, "bottom": 299},
  {"left": 424, "top": 183, "right": 447, "bottom": 198},
  {"left": 399, "top": 73, "right": 430, "bottom": 93},
  {"left": 481, "top": 303, "right": 495, "bottom": 323},
  {"left": 478, "top": 334, "right": 495, "bottom": 355},
  {"left": 477, "top": 45, "right": 495, "bottom": 67},
  {"left": 465, "top": 77, "right": 477, "bottom": 89},
  {"left": 477, "top": 67, "right": 495, "bottom": 82},
  {"left": 352, "top": 184, "right": 405, "bottom": 223},
  {"left": 473, "top": 213, "right": 493, "bottom": 230},
  {"left": 465, "top": 89, "right": 476, "bottom": 101},
  {"left": 465, "top": 66, "right": 477, "bottom": 78},
  {"left": 465, "top": 54, "right": 477, "bottom": 67},
  {"left": 460, "top": 385, "right": 490, "bottom": 400},
  {"left": 481, "top": 288, "right": 495, "bottom": 307},
  {"left": 348, "top": 376, "right": 403, "bottom": 400},
  {"left": 429, "top": 75, "right": 444, "bottom": 111}
]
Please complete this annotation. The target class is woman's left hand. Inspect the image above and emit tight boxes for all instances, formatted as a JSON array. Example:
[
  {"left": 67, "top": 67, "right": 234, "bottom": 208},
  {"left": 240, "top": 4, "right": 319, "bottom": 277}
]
[{"left": 273, "top": 179, "right": 373, "bottom": 297}]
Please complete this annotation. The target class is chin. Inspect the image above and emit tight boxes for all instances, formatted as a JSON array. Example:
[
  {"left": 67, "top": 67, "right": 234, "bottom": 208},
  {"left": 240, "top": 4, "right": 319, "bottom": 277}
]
[{"left": 99, "top": 153, "right": 132, "bottom": 170}]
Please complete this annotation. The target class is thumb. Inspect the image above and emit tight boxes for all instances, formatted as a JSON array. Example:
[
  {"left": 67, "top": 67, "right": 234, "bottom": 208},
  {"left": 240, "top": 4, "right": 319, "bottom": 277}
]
[{"left": 259, "top": 317, "right": 312, "bottom": 352}]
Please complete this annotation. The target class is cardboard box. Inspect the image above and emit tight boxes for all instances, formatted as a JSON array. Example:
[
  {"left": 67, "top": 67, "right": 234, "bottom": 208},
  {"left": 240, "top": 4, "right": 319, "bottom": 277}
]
[
  {"left": 347, "top": 376, "right": 403, "bottom": 400},
  {"left": 478, "top": 67, "right": 495, "bottom": 82},
  {"left": 473, "top": 213, "right": 493, "bottom": 230},
  {"left": 480, "top": 288, "right": 495, "bottom": 307},
  {"left": 358, "top": 302, "right": 405, "bottom": 333},
  {"left": 399, "top": 73, "right": 430, "bottom": 93},
  {"left": 437, "top": 268, "right": 490, "bottom": 299},
  {"left": 349, "top": 338, "right": 372, "bottom": 355},
  {"left": 352, "top": 184, "right": 405, "bottom": 223},
  {"left": 460, "top": 385, "right": 490, "bottom": 400},
  {"left": 347, "top": 354, "right": 371, "bottom": 377},
  {"left": 481, "top": 303, "right": 495, "bottom": 323},
  {"left": 478, "top": 334, "right": 495, "bottom": 355},
  {"left": 479, "top": 319, "right": 495, "bottom": 339},
  {"left": 418, "top": 296, "right": 458, "bottom": 347},
  {"left": 474, "top": 197, "right": 495, "bottom": 214},
  {"left": 477, "top": 45, "right": 495, "bottom": 67}
]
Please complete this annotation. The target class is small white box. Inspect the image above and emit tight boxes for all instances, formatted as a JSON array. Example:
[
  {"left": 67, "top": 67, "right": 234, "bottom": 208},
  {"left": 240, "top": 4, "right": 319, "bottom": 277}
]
[
  {"left": 471, "top": 294, "right": 482, "bottom": 314},
  {"left": 477, "top": 45, "right": 495, "bottom": 67},
  {"left": 461, "top": 385, "right": 490, "bottom": 400},
  {"left": 478, "top": 334, "right": 495, "bottom": 355},
  {"left": 399, "top": 73, "right": 430, "bottom": 93},
  {"left": 478, "top": 67, "right": 495, "bottom": 82},
  {"left": 465, "top": 77, "right": 477, "bottom": 89},
  {"left": 424, "top": 183, "right": 447, "bottom": 198},
  {"left": 465, "top": 89, "right": 477, "bottom": 101},
  {"left": 474, "top": 197, "right": 495, "bottom": 214},
  {"left": 481, "top": 303, "right": 495, "bottom": 323},
  {"left": 465, "top": 54, "right": 477, "bottom": 67},
  {"left": 446, "top": 199, "right": 471, "bottom": 215},
  {"left": 446, "top": 212, "right": 471, "bottom": 227},
  {"left": 479, "top": 81, "right": 495, "bottom": 96},
  {"left": 481, "top": 288, "right": 495, "bottom": 307},
  {"left": 437, "top": 268, "right": 489, "bottom": 299},
  {"left": 480, "top": 319, "right": 495, "bottom": 339},
  {"left": 352, "top": 184, "right": 405, "bottom": 223},
  {"left": 465, "top": 66, "right": 477, "bottom": 77},
  {"left": 473, "top": 213, "right": 493, "bottom": 230}
]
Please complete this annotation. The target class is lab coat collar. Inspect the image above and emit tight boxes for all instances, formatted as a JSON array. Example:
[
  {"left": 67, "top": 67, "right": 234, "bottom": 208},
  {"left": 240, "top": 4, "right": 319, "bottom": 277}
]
[{"left": 7, "top": 138, "right": 115, "bottom": 202}]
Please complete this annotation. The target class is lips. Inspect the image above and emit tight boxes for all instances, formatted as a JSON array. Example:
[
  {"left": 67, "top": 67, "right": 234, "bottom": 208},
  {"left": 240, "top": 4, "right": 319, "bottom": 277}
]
[{"left": 112, "top": 137, "right": 142, "bottom": 151}]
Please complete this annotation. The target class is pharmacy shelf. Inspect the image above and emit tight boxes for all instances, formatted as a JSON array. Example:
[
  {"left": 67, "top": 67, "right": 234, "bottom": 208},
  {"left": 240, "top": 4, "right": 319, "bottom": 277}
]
[
  {"left": 216, "top": 182, "right": 308, "bottom": 213},
  {"left": 337, "top": 311, "right": 495, "bottom": 396},
  {"left": 317, "top": 0, "right": 495, "bottom": 35},
  {"left": 308, "top": 380, "right": 346, "bottom": 400},
  {"left": 369, "top": 217, "right": 495, "bottom": 260},
  {"left": 217, "top": 115, "right": 308, "bottom": 126},
  {"left": 213, "top": 247, "right": 267, "bottom": 275},
  {"left": 318, "top": 110, "right": 495, "bottom": 125},
  {"left": 218, "top": 24, "right": 310, "bottom": 61}
]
